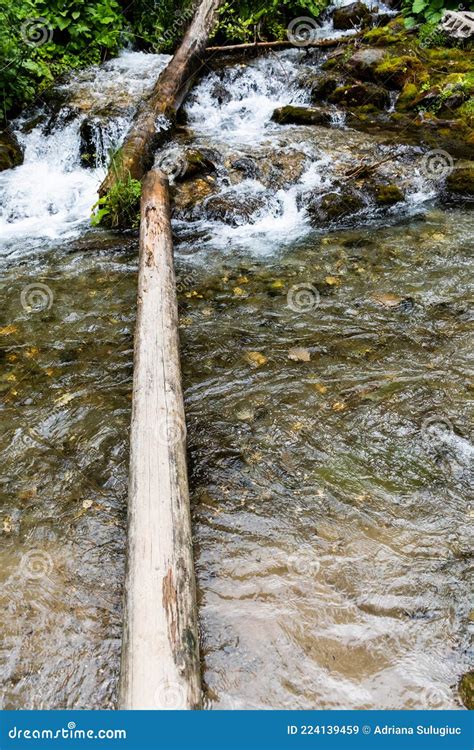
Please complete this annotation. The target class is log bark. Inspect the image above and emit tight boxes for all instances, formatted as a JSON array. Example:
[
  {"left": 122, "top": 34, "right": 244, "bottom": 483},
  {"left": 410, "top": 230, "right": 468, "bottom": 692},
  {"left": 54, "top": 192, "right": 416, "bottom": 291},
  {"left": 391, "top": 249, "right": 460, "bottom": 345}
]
[
  {"left": 119, "top": 169, "right": 201, "bottom": 710},
  {"left": 99, "top": 0, "right": 223, "bottom": 197}
]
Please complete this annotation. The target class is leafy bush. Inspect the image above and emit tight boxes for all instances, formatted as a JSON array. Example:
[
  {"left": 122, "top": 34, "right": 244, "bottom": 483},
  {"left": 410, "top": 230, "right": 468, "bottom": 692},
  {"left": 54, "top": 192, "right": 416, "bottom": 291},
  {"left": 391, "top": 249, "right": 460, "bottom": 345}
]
[
  {"left": 213, "top": 0, "right": 330, "bottom": 44},
  {"left": 92, "top": 168, "right": 141, "bottom": 228},
  {"left": 403, "top": 0, "right": 459, "bottom": 29},
  {"left": 418, "top": 20, "right": 449, "bottom": 46},
  {"left": 124, "top": 0, "right": 196, "bottom": 52},
  {"left": 0, "top": 0, "right": 124, "bottom": 121}
]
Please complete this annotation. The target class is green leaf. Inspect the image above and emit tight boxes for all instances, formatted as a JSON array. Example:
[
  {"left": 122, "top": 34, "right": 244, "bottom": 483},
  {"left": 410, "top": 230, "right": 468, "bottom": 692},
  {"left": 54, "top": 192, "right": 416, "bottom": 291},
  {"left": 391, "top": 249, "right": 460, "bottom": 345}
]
[{"left": 412, "top": 0, "right": 427, "bottom": 13}]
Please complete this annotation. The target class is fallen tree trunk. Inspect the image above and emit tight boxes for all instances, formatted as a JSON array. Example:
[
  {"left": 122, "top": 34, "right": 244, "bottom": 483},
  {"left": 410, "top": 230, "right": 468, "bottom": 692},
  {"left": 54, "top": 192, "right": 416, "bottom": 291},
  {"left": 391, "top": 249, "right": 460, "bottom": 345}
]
[
  {"left": 99, "top": 0, "right": 223, "bottom": 197},
  {"left": 119, "top": 169, "right": 201, "bottom": 710},
  {"left": 206, "top": 35, "right": 357, "bottom": 53}
]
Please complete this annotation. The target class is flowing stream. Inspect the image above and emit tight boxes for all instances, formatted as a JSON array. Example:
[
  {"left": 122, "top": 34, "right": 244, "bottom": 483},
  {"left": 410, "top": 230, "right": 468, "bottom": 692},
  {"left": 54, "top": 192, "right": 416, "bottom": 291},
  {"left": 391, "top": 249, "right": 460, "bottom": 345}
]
[{"left": 0, "top": 31, "right": 472, "bottom": 709}]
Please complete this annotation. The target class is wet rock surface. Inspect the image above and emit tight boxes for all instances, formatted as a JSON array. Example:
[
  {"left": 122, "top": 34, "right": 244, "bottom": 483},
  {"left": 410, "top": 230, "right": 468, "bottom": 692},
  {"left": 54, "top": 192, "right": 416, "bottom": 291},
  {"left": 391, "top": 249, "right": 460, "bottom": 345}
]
[
  {"left": 445, "top": 162, "right": 474, "bottom": 197},
  {"left": 333, "top": 1, "right": 371, "bottom": 30},
  {"left": 0, "top": 129, "right": 23, "bottom": 171},
  {"left": 272, "top": 105, "right": 334, "bottom": 126}
]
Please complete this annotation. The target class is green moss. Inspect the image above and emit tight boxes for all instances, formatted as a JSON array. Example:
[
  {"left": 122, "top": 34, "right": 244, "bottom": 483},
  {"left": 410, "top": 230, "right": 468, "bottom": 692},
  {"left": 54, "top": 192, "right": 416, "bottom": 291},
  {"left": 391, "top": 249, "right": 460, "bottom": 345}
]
[
  {"left": 446, "top": 164, "right": 474, "bottom": 196},
  {"left": 373, "top": 184, "right": 404, "bottom": 206},
  {"left": 362, "top": 27, "right": 402, "bottom": 45},
  {"left": 397, "top": 82, "right": 419, "bottom": 109},
  {"left": 374, "top": 55, "right": 421, "bottom": 88},
  {"left": 321, "top": 56, "right": 340, "bottom": 71},
  {"left": 457, "top": 98, "right": 474, "bottom": 117},
  {"left": 271, "top": 105, "right": 332, "bottom": 126},
  {"left": 458, "top": 672, "right": 474, "bottom": 710}
]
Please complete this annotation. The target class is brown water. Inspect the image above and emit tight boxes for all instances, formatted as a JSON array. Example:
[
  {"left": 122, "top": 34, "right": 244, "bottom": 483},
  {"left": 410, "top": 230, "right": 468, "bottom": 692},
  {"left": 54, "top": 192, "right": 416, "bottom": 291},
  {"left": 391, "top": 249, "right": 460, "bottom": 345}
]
[{"left": 1, "top": 209, "right": 472, "bottom": 709}]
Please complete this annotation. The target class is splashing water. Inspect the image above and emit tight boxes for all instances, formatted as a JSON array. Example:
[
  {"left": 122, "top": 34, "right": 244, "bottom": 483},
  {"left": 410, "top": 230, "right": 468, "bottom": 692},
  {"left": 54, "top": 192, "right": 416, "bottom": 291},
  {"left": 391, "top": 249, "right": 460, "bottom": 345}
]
[{"left": 0, "top": 52, "right": 170, "bottom": 255}]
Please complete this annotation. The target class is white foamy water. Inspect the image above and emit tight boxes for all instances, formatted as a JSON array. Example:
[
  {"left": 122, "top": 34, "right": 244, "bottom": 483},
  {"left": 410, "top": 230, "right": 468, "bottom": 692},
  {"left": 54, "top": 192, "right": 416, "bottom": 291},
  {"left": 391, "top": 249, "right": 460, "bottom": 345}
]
[
  {"left": 180, "top": 48, "right": 434, "bottom": 255},
  {"left": 0, "top": 51, "right": 170, "bottom": 254}
]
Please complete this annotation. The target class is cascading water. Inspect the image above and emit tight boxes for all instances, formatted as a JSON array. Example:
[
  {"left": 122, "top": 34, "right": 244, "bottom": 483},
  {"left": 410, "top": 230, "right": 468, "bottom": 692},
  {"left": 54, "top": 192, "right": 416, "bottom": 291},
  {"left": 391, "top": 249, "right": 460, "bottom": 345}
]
[{"left": 0, "top": 51, "right": 170, "bottom": 254}]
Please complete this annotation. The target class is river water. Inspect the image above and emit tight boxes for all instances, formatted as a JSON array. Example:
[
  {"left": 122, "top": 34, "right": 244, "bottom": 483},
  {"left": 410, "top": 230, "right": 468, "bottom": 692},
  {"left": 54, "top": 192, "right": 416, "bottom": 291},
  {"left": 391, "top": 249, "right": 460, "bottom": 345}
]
[{"left": 0, "top": 39, "right": 472, "bottom": 709}]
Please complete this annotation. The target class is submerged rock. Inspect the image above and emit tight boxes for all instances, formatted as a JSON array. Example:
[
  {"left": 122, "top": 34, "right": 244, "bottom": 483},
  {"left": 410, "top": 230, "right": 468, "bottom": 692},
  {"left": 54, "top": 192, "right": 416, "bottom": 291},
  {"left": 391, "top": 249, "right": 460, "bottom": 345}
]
[
  {"left": 230, "top": 156, "right": 261, "bottom": 180},
  {"left": 272, "top": 105, "right": 334, "bottom": 127},
  {"left": 0, "top": 129, "right": 23, "bottom": 171},
  {"left": 172, "top": 176, "right": 217, "bottom": 217},
  {"left": 333, "top": 1, "right": 371, "bottom": 29}
]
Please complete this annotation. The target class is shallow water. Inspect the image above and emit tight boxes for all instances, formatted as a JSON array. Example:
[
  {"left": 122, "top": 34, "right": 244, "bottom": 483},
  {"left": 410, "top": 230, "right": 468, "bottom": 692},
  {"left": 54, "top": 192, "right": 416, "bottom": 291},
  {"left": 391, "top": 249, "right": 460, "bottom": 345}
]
[{"left": 0, "top": 39, "right": 472, "bottom": 710}]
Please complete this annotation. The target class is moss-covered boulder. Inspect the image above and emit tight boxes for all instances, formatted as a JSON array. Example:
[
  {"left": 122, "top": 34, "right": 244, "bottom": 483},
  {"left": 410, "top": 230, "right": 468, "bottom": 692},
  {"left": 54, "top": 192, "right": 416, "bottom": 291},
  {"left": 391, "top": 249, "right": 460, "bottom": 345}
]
[
  {"left": 362, "top": 25, "right": 405, "bottom": 45},
  {"left": 272, "top": 105, "right": 334, "bottom": 126},
  {"left": 180, "top": 148, "right": 218, "bottom": 180},
  {"left": 346, "top": 48, "right": 387, "bottom": 82},
  {"left": 306, "top": 188, "right": 365, "bottom": 226},
  {"left": 310, "top": 74, "right": 340, "bottom": 102},
  {"left": 396, "top": 82, "right": 420, "bottom": 110},
  {"left": 445, "top": 162, "right": 474, "bottom": 196},
  {"left": 371, "top": 183, "right": 405, "bottom": 206},
  {"left": 329, "top": 82, "right": 391, "bottom": 109},
  {"left": 333, "top": 1, "right": 371, "bottom": 30},
  {"left": 0, "top": 129, "right": 23, "bottom": 171},
  {"left": 458, "top": 672, "right": 474, "bottom": 710},
  {"left": 374, "top": 55, "right": 422, "bottom": 90}
]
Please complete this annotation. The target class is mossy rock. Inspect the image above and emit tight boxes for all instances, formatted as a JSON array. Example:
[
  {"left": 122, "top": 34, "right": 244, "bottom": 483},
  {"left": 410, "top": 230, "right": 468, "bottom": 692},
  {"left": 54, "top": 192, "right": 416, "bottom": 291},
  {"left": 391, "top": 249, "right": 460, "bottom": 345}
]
[
  {"left": 180, "top": 148, "right": 217, "bottom": 180},
  {"left": 329, "top": 82, "right": 390, "bottom": 109},
  {"left": 306, "top": 188, "right": 365, "bottom": 226},
  {"left": 458, "top": 672, "right": 474, "bottom": 710},
  {"left": 347, "top": 47, "right": 387, "bottom": 81},
  {"left": 310, "top": 74, "right": 340, "bottom": 102},
  {"left": 272, "top": 105, "right": 333, "bottom": 126},
  {"left": 396, "top": 82, "right": 420, "bottom": 110},
  {"left": 445, "top": 162, "right": 474, "bottom": 196},
  {"left": 374, "top": 55, "right": 422, "bottom": 89},
  {"left": 362, "top": 27, "right": 403, "bottom": 45},
  {"left": 0, "top": 129, "right": 23, "bottom": 171},
  {"left": 372, "top": 183, "right": 405, "bottom": 205}
]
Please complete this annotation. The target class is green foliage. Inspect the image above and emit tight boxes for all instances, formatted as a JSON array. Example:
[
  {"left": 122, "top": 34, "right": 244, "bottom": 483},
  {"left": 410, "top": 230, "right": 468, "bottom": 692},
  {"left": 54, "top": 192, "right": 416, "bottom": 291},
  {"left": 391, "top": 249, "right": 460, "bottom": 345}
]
[
  {"left": 125, "top": 0, "right": 196, "bottom": 52},
  {"left": 402, "top": 0, "right": 464, "bottom": 33},
  {"left": 418, "top": 20, "right": 448, "bottom": 46},
  {"left": 91, "top": 169, "right": 141, "bottom": 229},
  {"left": 213, "top": 0, "right": 330, "bottom": 44},
  {"left": 0, "top": 0, "right": 124, "bottom": 121}
]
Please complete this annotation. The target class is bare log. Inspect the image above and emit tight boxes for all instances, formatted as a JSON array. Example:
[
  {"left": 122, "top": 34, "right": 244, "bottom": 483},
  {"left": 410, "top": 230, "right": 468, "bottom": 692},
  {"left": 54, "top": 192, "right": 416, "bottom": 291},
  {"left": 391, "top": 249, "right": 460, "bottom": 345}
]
[
  {"left": 205, "top": 35, "right": 357, "bottom": 53},
  {"left": 119, "top": 169, "right": 201, "bottom": 710},
  {"left": 100, "top": 0, "right": 223, "bottom": 197}
]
